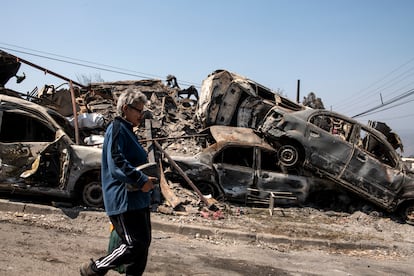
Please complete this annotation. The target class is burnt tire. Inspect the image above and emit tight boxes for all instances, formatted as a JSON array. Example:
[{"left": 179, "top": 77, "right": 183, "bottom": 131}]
[
  {"left": 403, "top": 203, "right": 414, "bottom": 225},
  {"left": 82, "top": 181, "right": 103, "bottom": 208},
  {"left": 277, "top": 144, "right": 300, "bottom": 167}
]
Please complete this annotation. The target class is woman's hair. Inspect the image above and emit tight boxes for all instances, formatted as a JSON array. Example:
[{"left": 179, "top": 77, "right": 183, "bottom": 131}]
[{"left": 116, "top": 88, "right": 148, "bottom": 116}]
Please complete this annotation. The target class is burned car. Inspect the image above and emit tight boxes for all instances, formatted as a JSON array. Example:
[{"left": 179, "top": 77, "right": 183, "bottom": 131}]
[
  {"left": 165, "top": 125, "right": 313, "bottom": 205},
  {"left": 0, "top": 94, "right": 103, "bottom": 207},
  {"left": 196, "top": 69, "right": 304, "bottom": 129},
  {"left": 260, "top": 107, "right": 414, "bottom": 223}
]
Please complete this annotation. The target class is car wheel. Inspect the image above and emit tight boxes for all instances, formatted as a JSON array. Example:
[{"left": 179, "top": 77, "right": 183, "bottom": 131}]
[
  {"left": 82, "top": 181, "right": 103, "bottom": 208},
  {"left": 403, "top": 203, "right": 414, "bottom": 225},
  {"left": 277, "top": 144, "right": 300, "bottom": 167}
]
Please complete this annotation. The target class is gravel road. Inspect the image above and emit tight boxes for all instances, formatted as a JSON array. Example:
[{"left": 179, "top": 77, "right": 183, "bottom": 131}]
[{"left": 1, "top": 199, "right": 414, "bottom": 275}]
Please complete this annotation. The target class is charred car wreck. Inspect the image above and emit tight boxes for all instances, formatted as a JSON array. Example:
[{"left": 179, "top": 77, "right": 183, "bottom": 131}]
[
  {"left": 0, "top": 94, "right": 103, "bottom": 207},
  {"left": 163, "top": 125, "right": 313, "bottom": 205},
  {"left": 1, "top": 49, "right": 414, "bottom": 224},
  {"left": 196, "top": 69, "right": 414, "bottom": 223},
  {"left": 259, "top": 107, "right": 414, "bottom": 222},
  {"left": 196, "top": 69, "right": 304, "bottom": 129}
]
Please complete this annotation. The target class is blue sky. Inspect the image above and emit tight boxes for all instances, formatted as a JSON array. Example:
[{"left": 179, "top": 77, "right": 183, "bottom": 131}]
[{"left": 2, "top": 0, "right": 414, "bottom": 155}]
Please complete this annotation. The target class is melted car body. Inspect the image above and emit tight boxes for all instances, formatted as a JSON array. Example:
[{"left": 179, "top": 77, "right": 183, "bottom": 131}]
[
  {"left": 0, "top": 94, "right": 103, "bottom": 207},
  {"left": 260, "top": 107, "right": 414, "bottom": 214},
  {"left": 167, "top": 125, "right": 312, "bottom": 205}
]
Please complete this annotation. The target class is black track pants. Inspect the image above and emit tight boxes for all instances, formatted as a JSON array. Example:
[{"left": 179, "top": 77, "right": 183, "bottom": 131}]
[{"left": 94, "top": 208, "right": 152, "bottom": 276}]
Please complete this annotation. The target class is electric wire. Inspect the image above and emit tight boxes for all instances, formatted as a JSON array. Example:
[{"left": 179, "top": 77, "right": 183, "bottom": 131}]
[
  {"left": 0, "top": 42, "right": 160, "bottom": 78},
  {"left": 0, "top": 43, "right": 201, "bottom": 88},
  {"left": 2, "top": 43, "right": 414, "bottom": 121},
  {"left": 353, "top": 88, "right": 414, "bottom": 118},
  {"left": 350, "top": 70, "right": 414, "bottom": 113},
  {"left": 375, "top": 112, "right": 414, "bottom": 121},
  {"left": 341, "top": 79, "right": 414, "bottom": 116},
  {"left": 354, "top": 96, "right": 414, "bottom": 118},
  {"left": 332, "top": 56, "right": 414, "bottom": 113},
  {"left": 335, "top": 75, "right": 414, "bottom": 114}
]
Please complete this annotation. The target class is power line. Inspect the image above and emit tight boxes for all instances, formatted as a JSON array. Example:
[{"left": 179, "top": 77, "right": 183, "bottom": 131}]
[
  {"left": 338, "top": 79, "right": 414, "bottom": 116},
  {"left": 373, "top": 68, "right": 414, "bottom": 99},
  {"left": 375, "top": 112, "right": 414, "bottom": 121},
  {"left": 0, "top": 43, "right": 201, "bottom": 88},
  {"left": 351, "top": 69, "right": 414, "bottom": 112},
  {"left": 332, "top": 56, "right": 414, "bottom": 113},
  {"left": 334, "top": 56, "right": 414, "bottom": 107},
  {"left": 0, "top": 42, "right": 160, "bottom": 78},
  {"left": 353, "top": 88, "right": 414, "bottom": 118},
  {"left": 355, "top": 97, "right": 414, "bottom": 118},
  {"left": 335, "top": 75, "right": 414, "bottom": 115}
]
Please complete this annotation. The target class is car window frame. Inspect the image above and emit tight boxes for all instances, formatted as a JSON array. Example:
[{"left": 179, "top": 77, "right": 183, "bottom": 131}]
[
  {"left": 212, "top": 144, "right": 255, "bottom": 169},
  {"left": 0, "top": 108, "right": 58, "bottom": 143},
  {"left": 353, "top": 124, "right": 399, "bottom": 168},
  {"left": 309, "top": 113, "right": 354, "bottom": 143}
]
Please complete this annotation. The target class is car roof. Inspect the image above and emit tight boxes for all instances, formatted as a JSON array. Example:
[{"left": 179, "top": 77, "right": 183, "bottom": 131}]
[
  {"left": 0, "top": 94, "right": 64, "bottom": 132},
  {"left": 0, "top": 94, "right": 48, "bottom": 112},
  {"left": 271, "top": 106, "right": 402, "bottom": 157},
  {"left": 285, "top": 108, "right": 391, "bottom": 137},
  {"left": 209, "top": 125, "right": 274, "bottom": 151}
]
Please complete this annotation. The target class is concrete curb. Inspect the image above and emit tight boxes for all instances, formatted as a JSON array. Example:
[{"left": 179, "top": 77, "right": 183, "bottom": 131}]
[{"left": 0, "top": 199, "right": 389, "bottom": 251}]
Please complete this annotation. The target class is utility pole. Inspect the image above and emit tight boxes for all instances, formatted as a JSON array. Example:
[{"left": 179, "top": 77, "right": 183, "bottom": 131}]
[{"left": 296, "top": 79, "right": 300, "bottom": 103}]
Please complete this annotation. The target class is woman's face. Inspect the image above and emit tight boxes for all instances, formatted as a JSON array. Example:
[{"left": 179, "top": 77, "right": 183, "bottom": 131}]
[{"left": 123, "top": 101, "right": 145, "bottom": 127}]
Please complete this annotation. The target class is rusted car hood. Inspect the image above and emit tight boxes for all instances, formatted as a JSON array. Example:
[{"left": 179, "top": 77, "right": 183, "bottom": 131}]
[{"left": 209, "top": 125, "right": 273, "bottom": 150}]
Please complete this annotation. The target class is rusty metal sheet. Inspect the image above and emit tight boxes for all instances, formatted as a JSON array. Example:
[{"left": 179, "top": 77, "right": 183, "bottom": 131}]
[
  {"left": 209, "top": 125, "right": 274, "bottom": 150},
  {"left": 158, "top": 160, "right": 183, "bottom": 209}
]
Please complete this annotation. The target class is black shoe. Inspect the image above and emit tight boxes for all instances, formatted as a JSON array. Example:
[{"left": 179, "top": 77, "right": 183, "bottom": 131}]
[{"left": 80, "top": 259, "right": 101, "bottom": 276}]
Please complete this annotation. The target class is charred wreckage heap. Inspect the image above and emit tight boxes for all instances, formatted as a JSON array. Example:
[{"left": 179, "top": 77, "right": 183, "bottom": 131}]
[
  {"left": 1, "top": 50, "right": 414, "bottom": 224},
  {"left": 0, "top": 50, "right": 224, "bottom": 214}
]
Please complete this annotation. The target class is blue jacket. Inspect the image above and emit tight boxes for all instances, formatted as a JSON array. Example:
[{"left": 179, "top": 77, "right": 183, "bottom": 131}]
[{"left": 101, "top": 117, "right": 150, "bottom": 216}]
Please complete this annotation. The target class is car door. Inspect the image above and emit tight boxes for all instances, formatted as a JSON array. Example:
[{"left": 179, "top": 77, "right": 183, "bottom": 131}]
[
  {"left": 213, "top": 145, "right": 255, "bottom": 201},
  {"left": 307, "top": 114, "right": 354, "bottom": 177},
  {"left": 340, "top": 125, "right": 404, "bottom": 209},
  {"left": 0, "top": 108, "right": 70, "bottom": 189},
  {"left": 254, "top": 147, "right": 310, "bottom": 203}
]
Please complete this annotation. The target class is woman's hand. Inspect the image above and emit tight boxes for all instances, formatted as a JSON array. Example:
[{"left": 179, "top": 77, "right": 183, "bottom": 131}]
[{"left": 141, "top": 176, "right": 157, "bottom": 192}]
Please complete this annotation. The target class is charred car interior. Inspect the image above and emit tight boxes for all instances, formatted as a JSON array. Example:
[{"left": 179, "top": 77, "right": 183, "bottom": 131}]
[
  {"left": 164, "top": 126, "right": 312, "bottom": 205},
  {"left": 260, "top": 107, "right": 414, "bottom": 218},
  {"left": 1, "top": 50, "right": 413, "bottom": 224},
  {"left": 0, "top": 94, "right": 103, "bottom": 207}
]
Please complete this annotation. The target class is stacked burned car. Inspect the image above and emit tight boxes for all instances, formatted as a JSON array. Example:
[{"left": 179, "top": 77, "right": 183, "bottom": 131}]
[
  {"left": 164, "top": 125, "right": 313, "bottom": 205},
  {"left": 259, "top": 105, "right": 414, "bottom": 224},
  {"left": 197, "top": 69, "right": 414, "bottom": 224},
  {"left": 1, "top": 61, "right": 414, "bottom": 225}
]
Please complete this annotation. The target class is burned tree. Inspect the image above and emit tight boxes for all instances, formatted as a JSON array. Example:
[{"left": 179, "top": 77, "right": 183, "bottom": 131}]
[{"left": 302, "top": 92, "right": 325, "bottom": 109}]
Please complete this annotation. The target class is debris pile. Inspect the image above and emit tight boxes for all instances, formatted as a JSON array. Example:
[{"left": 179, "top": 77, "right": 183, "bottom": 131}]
[
  {"left": 79, "top": 78, "right": 223, "bottom": 215},
  {"left": 84, "top": 79, "right": 204, "bottom": 155},
  {"left": 29, "top": 77, "right": 205, "bottom": 156},
  {"left": 2, "top": 50, "right": 413, "bottom": 223}
]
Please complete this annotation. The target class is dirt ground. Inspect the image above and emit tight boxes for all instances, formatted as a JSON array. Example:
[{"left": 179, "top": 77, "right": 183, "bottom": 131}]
[{"left": 1, "top": 198, "right": 414, "bottom": 275}]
